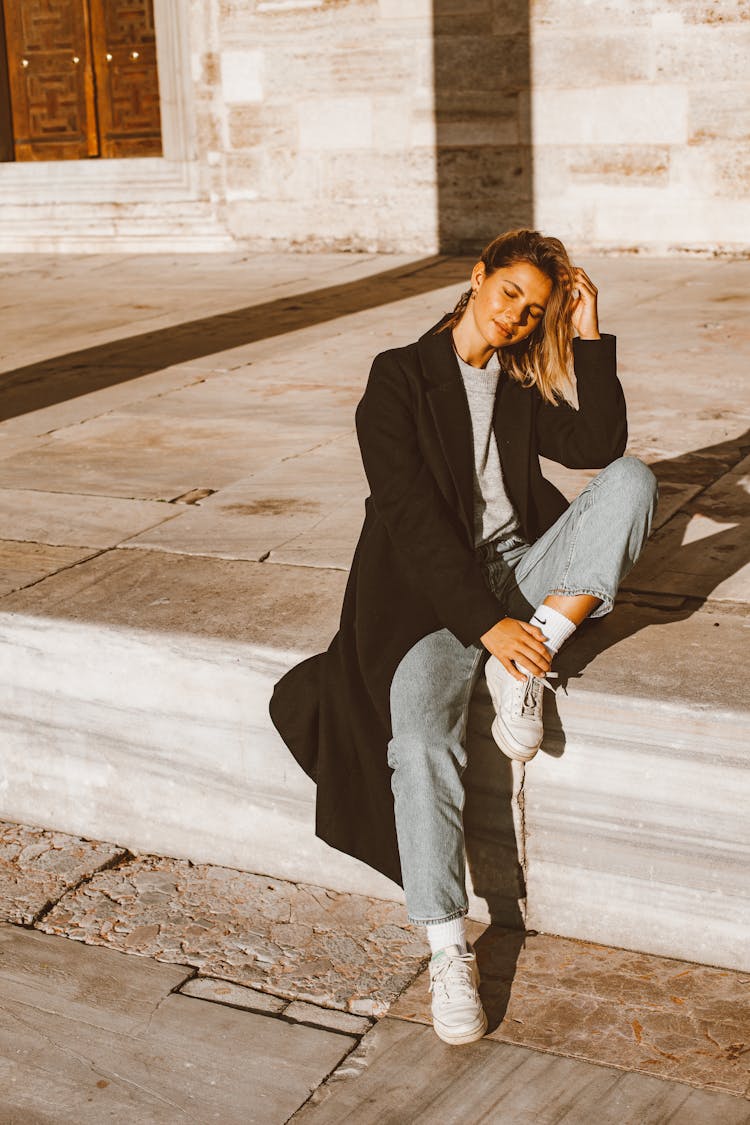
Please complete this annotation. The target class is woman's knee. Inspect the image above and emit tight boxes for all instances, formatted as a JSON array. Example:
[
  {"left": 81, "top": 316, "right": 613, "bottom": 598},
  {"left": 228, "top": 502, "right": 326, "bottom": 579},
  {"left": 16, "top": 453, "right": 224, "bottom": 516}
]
[
  {"left": 387, "top": 730, "right": 467, "bottom": 780},
  {"left": 598, "top": 456, "right": 658, "bottom": 512}
]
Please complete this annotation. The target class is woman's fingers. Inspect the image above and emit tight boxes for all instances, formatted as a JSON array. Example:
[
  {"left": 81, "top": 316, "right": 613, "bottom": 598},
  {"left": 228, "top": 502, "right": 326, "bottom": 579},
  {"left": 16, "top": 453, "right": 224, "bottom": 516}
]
[
  {"left": 519, "top": 621, "right": 546, "bottom": 640},
  {"left": 487, "top": 617, "right": 552, "bottom": 678},
  {"left": 519, "top": 622, "right": 551, "bottom": 656},
  {"left": 516, "top": 648, "right": 551, "bottom": 676},
  {"left": 500, "top": 656, "right": 526, "bottom": 683},
  {"left": 573, "top": 266, "right": 598, "bottom": 294}
]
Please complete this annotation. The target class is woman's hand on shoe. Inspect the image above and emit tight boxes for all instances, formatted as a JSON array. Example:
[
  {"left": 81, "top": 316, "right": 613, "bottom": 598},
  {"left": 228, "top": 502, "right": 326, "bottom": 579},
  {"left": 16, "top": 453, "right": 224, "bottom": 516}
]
[{"left": 479, "top": 618, "right": 551, "bottom": 682}]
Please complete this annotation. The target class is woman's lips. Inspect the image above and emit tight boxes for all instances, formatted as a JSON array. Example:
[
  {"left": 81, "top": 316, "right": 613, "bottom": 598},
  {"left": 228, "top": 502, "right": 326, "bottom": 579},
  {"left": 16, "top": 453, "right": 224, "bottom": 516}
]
[{"left": 495, "top": 322, "right": 514, "bottom": 339}]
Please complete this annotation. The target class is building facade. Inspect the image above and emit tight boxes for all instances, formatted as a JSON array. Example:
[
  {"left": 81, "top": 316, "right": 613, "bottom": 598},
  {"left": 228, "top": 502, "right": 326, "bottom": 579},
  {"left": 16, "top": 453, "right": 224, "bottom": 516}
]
[{"left": 0, "top": 0, "right": 747, "bottom": 254}]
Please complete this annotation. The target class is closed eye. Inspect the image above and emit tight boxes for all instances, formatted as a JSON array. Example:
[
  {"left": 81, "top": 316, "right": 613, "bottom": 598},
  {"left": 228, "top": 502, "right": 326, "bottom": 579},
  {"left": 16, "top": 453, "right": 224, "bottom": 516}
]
[{"left": 503, "top": 282, "right": 546, "bottom": 319}]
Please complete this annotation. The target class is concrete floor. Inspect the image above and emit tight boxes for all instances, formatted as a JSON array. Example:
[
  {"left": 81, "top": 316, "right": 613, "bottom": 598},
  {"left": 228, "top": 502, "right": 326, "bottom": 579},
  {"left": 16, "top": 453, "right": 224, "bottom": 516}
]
[
  {"left": 0, "top": 250, "right": 748, "bottom": 952},
  {"left": 1, "top": 252, "right": 749, "bottom": 1120},
  {"left": 2, "top": 818, "right": 750, "bottom": 1123}
]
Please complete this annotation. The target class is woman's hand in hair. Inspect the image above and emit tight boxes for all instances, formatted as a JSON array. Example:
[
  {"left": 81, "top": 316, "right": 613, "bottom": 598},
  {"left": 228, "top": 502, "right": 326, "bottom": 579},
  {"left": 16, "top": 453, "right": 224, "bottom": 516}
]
[
  {"left": 570, "top": 266, "right": 600, "bottom": 340},
  {"left": 479, "top": 618, "right": 552, "bottom": 682}
]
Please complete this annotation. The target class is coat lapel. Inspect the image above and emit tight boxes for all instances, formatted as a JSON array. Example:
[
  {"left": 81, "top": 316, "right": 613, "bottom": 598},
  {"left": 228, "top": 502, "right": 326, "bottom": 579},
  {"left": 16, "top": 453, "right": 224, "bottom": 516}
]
[{"left": 417, "top": 322, "right": 475, "bottom": 539}]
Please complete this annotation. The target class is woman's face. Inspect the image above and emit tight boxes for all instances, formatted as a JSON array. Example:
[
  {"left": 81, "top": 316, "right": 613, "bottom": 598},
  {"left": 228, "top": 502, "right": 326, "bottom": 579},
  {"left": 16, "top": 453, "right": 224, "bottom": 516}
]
[{"left": 471, "top": 260, "right": 553, "bottom": 349}]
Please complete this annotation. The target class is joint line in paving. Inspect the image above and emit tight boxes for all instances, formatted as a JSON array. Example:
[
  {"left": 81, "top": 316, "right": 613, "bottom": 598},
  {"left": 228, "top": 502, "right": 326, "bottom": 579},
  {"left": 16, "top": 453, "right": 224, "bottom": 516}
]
[{"left": 30, "top": 846, "right": 134, "bottom": 928}]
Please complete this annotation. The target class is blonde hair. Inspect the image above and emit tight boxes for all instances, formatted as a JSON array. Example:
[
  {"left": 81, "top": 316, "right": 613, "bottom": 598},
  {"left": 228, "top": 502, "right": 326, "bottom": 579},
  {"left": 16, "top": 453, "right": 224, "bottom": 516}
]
[{"left": 438, "top": 229, "right": 576, "bottom": 406}]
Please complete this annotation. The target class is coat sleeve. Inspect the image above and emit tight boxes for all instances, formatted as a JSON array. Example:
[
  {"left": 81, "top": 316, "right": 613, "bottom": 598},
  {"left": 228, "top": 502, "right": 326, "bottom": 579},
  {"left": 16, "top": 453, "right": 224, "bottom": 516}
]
[
  {"left": 355, "top": 351, "right": 504, "bottom": 648},
  {"left": 535, "top": 334, "right": 628, "bottom": 468}
]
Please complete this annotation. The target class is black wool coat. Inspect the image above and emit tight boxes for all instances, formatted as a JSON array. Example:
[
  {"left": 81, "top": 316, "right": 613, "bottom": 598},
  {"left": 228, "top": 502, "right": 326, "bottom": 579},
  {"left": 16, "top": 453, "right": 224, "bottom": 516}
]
[{"left": 268, "top": 317, "right": 627, "bottom": 888}]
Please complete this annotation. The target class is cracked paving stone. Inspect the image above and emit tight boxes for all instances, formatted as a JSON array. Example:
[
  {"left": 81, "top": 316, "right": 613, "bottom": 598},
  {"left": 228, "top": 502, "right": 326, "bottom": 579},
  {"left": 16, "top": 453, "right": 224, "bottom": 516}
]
[
  {"left": 389, "top": 926, "right": 750, "bottom": 1099},
  {"left": 0, "top": 819, "right": 125, "bottom": 925},
  {"left": 38, "top": 854, "right": 427, "bottom": 1016}
]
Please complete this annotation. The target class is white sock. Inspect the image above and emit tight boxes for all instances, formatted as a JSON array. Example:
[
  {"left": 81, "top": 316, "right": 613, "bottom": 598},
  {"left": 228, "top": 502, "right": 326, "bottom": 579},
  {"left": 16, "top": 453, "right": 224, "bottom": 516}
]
[
  {"left": 426, "top": 916, "right": 467, "bottom": 956},
  {"left": 517, "top": 605, "right": 576, "bottom": 676},
  {"left": 531, "top": 605, "right": 577, "bottom": 655}
]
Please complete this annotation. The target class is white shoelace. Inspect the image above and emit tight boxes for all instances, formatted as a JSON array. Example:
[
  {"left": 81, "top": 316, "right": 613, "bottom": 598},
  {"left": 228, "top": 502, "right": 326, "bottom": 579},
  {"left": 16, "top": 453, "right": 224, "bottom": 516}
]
[
  {"left": 429, "top": 952, "right": 478, "bottom": 1002},
  {"left": 516, "top": 671, "right": 558, "bottom": 718}
]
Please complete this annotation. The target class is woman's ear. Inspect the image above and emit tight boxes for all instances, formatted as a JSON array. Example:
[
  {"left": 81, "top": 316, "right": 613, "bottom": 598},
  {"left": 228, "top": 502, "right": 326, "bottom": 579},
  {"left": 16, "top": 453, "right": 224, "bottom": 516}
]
[{"left": 471, "top": 262, "right": 485, "bottom": 291}]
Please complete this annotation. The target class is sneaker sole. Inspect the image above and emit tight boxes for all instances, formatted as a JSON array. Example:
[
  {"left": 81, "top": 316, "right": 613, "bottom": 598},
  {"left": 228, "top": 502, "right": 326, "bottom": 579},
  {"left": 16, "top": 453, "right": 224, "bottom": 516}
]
[
  {"left": 489, "top": 707, "right": 540, "bottom": 764},
  {"left": 485, "top": 665, "right": 539, "bottom": 761},
  {"left": 433, "top": 1008, "right": 488, "bottom": 1046}
]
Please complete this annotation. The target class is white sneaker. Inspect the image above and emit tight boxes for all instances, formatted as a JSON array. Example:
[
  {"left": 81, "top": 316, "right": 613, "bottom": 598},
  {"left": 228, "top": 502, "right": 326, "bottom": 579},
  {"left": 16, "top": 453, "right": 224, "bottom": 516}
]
[
  {"left": 485, "top": 655, "right": 556, "bottom": 763},
  {"left": 428, "top": 943, "right": 487, "bottom": 1046}
]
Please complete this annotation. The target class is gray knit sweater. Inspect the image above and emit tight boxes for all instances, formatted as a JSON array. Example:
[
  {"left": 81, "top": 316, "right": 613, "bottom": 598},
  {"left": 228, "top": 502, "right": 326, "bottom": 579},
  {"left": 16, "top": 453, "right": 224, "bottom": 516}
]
[{"left": 455, "top": 347, "right": 521, "bottom": 547}]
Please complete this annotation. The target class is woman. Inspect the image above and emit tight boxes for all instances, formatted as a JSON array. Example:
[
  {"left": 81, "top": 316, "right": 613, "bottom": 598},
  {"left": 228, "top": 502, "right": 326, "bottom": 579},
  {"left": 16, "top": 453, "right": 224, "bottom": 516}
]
[{"left": 269, "top": 229, "right": 658, "bottom": 1047}]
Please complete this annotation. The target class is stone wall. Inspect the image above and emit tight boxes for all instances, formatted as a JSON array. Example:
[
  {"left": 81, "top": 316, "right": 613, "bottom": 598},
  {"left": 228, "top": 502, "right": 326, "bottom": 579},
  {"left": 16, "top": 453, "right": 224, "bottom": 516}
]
[
  {"left": 0, "top": 0, "right": 746, "bottom": 254},
  {"left": 528, "top": 0, "right": 750, "bottom": 255},
  {"left": 194, "top": 0, "right": 439, "bottom": 252}
]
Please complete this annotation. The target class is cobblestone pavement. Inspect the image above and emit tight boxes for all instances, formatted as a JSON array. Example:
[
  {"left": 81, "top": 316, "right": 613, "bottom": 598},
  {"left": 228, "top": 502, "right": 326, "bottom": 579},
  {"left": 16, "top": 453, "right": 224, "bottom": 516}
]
[
  {"left": 2, "top": 818, "right": 749, "bottom": 1108},
  {"left": 0, "top": 822, "right": 126, "bottom": 925},
  {"left": 39, "top": 854, "right": 426, "bottom": 1017}
]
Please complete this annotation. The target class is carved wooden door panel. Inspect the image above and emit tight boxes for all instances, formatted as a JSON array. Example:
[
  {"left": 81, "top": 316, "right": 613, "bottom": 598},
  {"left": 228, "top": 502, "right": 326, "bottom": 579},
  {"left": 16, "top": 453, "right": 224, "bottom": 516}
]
[
  {"left": 0, "top": 0, "right": 161, "bottom": 161},
  {"left": 3, "top": 0, "right": 98, "bottom": 161},
  {"left": 89, "top": 0, "right": 162, "bottom": 158}
]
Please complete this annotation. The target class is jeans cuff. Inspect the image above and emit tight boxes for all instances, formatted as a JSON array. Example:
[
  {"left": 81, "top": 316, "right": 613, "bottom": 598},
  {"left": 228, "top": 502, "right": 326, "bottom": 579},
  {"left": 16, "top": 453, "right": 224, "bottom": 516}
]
[
  {"left": 547, "top": 587, "right": 614, "bottom": 618},
  {"left": 407, "top": 907, "right": 467, "bottom": 926}
]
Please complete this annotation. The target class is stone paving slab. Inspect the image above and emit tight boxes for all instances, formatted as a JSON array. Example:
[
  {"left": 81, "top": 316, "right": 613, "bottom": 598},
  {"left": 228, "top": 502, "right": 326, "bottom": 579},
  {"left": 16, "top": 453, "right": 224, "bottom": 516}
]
[
  {"left": 0, "top": 363, "right": 209, "bottom": 454},
  {"left": 0, "top": 413, "right": 347, "bottom": 501},
  {"left": 181, "top": 975, "right": 289, "bottom": 1014},
  {"left": 1, "top": 548, "right": 348, "bottom": 650},
  {"left": 37, "top": 854, "right": 427, "bottom": 1017},
  {"left": 125, "top": 431, "right": 366, "bottom": 563},
  {"left": 292, "top": 1017, "right": 750, "bottom": 1125},
  {"left": 389, "top": 925, "right": 750, "bottom": 1099},
  {"left": 0, "top": 923, "right": 354, "bottom": 1125},
  {"left": 115, "top": 369, "right": 361, "bottom": 424},
  {"left": 0, "top": 820, "right": 125, "bottom": 925},
  {"left": 0, "top": 489, "right": 180, "bottom": 549},
  {"left": 0, "top": 540, "right": 97, "bottom": 597},
  {"left": 283, "top": 1001, "right": 372, "bottom": 1037},
  {"left": 0, "top": 251, "right": 406, "bottom": 372},
  {"left": 179, "top": 978, "right": 373, "bottom": 1034},
  {"left": 0, "top": 254, "right": 445, "bottom": 428},
  {"left": 269, "top": 495, "right": 366, "bottom": 570}
]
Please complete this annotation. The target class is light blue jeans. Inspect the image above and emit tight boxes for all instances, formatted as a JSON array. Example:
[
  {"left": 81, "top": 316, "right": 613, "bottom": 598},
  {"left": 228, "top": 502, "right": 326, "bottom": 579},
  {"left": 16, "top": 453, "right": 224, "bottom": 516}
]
[{"left": 387, "top": 456, "right": 658, "bottom": 924}]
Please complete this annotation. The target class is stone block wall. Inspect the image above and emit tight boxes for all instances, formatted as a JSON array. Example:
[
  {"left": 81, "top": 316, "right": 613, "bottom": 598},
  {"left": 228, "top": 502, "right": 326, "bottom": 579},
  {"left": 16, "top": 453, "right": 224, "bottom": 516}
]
[
  {"left": 189, "top": 0, "right": 438, "bottom": 251},
  {"left": 189, "top": 0, "right": 748, "bottom": 254},
  {"left": 528, "top": 1, "right": 750, "bottom": 254},
  {"left": 0, "top": 0, "right": 746, "bottom": 253}
]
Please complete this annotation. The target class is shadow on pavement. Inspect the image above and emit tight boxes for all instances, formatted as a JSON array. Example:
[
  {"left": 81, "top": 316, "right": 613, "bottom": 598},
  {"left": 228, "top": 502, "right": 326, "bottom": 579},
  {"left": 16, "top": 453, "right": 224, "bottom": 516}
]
[
  {"left": 545, "top": 427, "right": 750, "bottom": 754},
  {"left": 461, "top": 429, "right": 749, "bottom": 1007},
  {"left": 0, "top": 255, "right": 463, "bottom": 422},
  {"left": 463, "top": 711, "right": 527, "bottom": 1023}
]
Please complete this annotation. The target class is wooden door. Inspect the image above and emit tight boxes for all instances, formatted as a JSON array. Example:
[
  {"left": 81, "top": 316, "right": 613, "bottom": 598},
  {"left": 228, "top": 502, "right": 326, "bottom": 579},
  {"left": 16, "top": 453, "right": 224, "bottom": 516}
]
[
  {"left": 89, "top": 0, "right": 162, "bottom": 158},
  {"left": 3, "top": 0, "right": 98, "bottom": 160},
  {"left": 1, "top": 0, "right": 162, "bottom": 161}
]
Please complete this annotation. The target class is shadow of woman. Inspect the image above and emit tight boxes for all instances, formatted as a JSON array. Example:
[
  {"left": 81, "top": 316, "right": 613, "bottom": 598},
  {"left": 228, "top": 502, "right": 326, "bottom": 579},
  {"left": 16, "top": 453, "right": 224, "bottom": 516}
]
[
  {"left": 544, "top": 427, "right": 750, "bottom": 754},
  {"left": 462, "top": 690, "right": 528, "bottom": 1030},
  {"left": 460, "top": 427, "right": 750, "bottom": 1029}
]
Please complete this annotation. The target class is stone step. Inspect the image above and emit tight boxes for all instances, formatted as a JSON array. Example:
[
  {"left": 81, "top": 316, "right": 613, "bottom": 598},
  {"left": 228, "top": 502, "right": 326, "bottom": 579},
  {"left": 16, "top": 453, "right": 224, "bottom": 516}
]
[
  {"left": 0, "top": 200, "right": 235, "bottom": 253},
  {"left": 0, "top": 546, "right": 747, "bottom": 974}
]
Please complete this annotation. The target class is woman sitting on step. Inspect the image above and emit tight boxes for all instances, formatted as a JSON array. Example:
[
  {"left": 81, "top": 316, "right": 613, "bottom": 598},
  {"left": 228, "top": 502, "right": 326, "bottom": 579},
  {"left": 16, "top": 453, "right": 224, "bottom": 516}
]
[{"left": 269, "top": 228, "right": 658, "bottom": 1047}]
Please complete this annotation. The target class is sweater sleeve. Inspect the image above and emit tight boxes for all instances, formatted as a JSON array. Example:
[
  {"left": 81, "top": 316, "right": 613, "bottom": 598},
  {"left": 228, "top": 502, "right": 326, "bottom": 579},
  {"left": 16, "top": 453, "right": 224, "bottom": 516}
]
[
  {"left": 535, "top": 334, "right": 628, "bottom": 467},
  {"left": 355, "top": 352, "right": 503, "bottom": 648}
]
